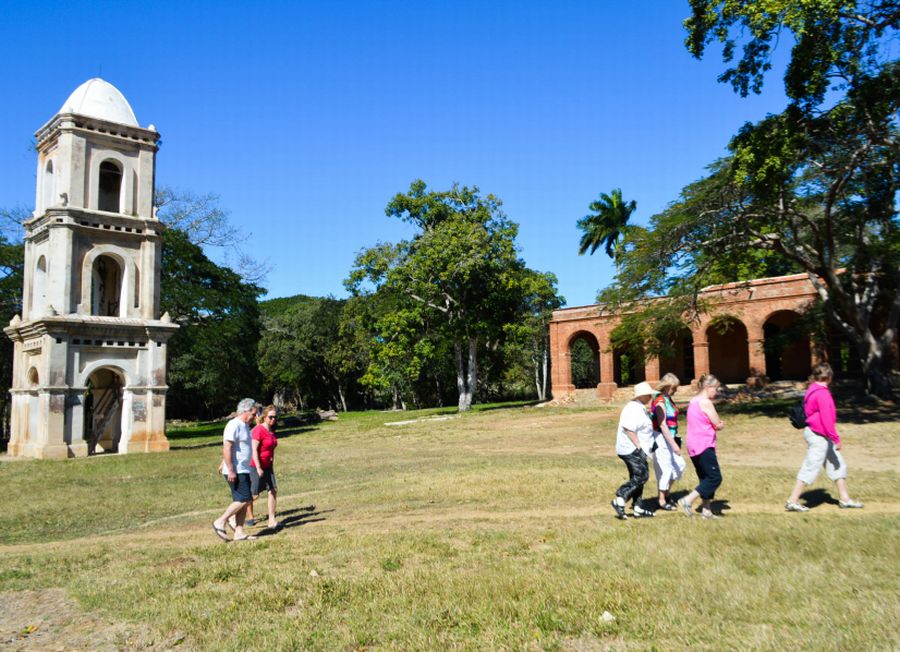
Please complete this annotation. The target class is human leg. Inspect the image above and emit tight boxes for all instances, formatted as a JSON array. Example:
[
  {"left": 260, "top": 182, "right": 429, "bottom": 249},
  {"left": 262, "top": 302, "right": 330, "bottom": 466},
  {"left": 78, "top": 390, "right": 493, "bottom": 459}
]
[
  {"left": 653, "top": 448, "right": 671, "bottom": 507},
  {"left": 688, "top": 448, "right": 722, "bottom": 517},
  {"left": 613, "top": 451, "right": 647, "bottom": 518},
  {"left": 217, "top": 474, "right": 254, "bottom": 539},
  {"left": 786, "top": 478, "right": 810, "bottom": 511},
  {"left": 263, "top": 468, "right": 279, "bottom": 527}
]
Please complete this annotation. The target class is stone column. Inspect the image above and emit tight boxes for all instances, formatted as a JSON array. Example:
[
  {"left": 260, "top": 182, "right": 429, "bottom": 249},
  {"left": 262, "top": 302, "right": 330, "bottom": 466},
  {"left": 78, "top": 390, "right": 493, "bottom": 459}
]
[
  {"left": 549, "top": 323, "right": 574, "bottom": 397},
  {"left": 34, "top": 388, "right": 70, "bottom": 459},
  {"left": 692, "top": 336, "right": 710, "bottom": 388},
  {"left": 597, "top": 333, "right": 617, "bottom": 399},
  {"left": 7, "top": 389, "right": 30, "bottom": 457},
  {"left": 746, "top": 322, "right": 766, "bottom": 381},
  {"left": 66, "top": 387, "right": 88, "bottom": 457},
  {"left": 644, "top": 357, "right": 661, "bottom": 383}
]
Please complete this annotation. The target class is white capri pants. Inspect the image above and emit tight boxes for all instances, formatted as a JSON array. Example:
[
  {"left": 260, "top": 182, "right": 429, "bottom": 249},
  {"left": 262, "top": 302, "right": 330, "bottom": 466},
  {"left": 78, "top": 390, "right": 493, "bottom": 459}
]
[
  {"left": 797, "top": 427, "right": 848, "bottom": 485},
  {"left": 653, "top": 434, "right": 686, "bottom": 491}
]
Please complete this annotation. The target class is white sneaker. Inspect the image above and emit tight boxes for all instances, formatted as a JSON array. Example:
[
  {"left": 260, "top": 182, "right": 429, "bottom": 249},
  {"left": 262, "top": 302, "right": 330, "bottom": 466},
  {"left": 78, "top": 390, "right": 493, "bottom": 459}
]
[
  {"left": 633, "top": 504, "right": 655, "bottom": 518},
  {"left": 785, "top": 501, "right": 810, "bottom": 512},
  {"left": 839, "top": 499, "right": 864, "bottom": 509}
]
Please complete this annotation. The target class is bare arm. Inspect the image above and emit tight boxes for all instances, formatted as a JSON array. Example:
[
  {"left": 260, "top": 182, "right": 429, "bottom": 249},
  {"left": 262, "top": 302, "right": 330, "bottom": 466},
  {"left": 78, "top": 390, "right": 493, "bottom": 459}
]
[
  {"left": 655, "top": 403, "right": 680, "bottom": 454},
  {"left": 222, "top": 440, "right": 236, "bottom": 482},
  {"left": 252, "top": 437, "right": 263, "bottom": 471},
  {"left": 700, "top": 397, "right": 724, "bottom": 429}
]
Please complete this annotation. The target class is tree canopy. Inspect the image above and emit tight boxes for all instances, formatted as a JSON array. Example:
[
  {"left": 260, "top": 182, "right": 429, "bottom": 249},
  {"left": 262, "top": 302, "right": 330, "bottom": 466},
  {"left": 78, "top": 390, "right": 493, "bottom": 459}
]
[
  {"left": 160, "top": 227, "right": 264, "bottom": 419},
  {"left": 347, "top": 180, "right": 557, "bottom": 411},
  {"left": 600, "top": 1, "right": 899, "bottom": 395}
]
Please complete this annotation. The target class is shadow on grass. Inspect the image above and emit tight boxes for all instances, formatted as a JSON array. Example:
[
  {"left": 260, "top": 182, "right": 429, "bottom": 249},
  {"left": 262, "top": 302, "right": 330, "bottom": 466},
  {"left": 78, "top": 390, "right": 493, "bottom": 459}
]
[
  {"left": 256, "top": 504, "right": 332, "bottom": 537},
  {"left": 651, "top": 491, "right": 732, "bottom": 517},
  {"left": 716, "top": 395, "right": 898, "bottom": 425},
  {"left": 169, "top": 426, "right": 317, "bottom": 450},
  {"left": 473, "top": 400, "right": 543, "bottom": 413},
  {"left": 800, "top": 488, "right": 839, "bottom": 508}
]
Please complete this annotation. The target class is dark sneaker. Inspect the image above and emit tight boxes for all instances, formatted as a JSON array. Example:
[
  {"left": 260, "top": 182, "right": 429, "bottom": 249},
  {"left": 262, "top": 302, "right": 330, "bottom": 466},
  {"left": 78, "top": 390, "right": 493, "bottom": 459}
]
[{"left": 610, "top": 499, "right": 628, "bottom": 520}]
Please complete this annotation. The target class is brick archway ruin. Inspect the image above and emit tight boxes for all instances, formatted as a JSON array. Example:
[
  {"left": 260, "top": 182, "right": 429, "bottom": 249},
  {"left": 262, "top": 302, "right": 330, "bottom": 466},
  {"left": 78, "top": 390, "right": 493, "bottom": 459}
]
[{"left": 549, "top": 273, "right": 831, "bottom": 400}]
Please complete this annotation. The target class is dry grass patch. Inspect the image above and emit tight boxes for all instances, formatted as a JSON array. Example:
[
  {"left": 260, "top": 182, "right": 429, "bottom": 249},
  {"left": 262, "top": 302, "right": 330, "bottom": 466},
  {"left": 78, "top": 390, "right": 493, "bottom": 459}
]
[{"left": 1, "top": 402, "right": 897, "bottom": 650}]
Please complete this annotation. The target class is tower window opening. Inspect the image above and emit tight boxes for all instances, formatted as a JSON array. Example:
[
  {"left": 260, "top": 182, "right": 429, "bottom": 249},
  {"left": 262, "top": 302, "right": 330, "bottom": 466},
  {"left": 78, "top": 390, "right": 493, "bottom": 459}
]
[
  {"left": 91, "top": 255, "right": 122, "bottom": 316},
  {"left": 43, "top": 160, "right": 54, "bottom": 210},
  {"left": 98, "top": 160, "right": 123, "bottom": 212}
]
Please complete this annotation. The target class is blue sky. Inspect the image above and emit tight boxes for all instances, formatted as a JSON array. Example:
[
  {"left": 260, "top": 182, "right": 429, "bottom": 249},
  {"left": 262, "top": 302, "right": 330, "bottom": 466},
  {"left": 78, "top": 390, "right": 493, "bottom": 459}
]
[{"left": 0, "top": 1, "right": 791, "bottom": 307}]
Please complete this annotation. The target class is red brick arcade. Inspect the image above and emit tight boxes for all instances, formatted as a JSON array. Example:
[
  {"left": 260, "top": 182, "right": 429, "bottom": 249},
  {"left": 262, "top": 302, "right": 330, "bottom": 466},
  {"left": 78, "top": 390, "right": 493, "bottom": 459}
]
[{"left": 549, "top": 273, "right": 869, "bottom": 399}]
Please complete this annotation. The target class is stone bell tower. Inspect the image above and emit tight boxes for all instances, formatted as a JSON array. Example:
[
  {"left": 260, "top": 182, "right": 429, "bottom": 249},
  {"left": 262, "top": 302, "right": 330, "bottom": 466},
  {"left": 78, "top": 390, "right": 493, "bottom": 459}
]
[{"left": 4, "top": 78, "right": 178, "bottom": 458}]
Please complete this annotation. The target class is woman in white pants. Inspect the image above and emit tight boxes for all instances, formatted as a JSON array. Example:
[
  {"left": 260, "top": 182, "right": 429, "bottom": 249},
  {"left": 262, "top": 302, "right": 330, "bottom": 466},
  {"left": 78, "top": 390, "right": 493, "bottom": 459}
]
[
  {"left": 785, "top": 363, "right": 863, "bottom": 512},
  {"left": 651, "top": 373, "right": 687, "bottom": 510}
]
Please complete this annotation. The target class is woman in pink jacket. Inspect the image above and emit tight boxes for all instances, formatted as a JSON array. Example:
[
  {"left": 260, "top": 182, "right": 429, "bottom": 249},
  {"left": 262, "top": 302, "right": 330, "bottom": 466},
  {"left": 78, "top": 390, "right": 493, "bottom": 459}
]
[{"left": 785, "top": 362, "right": 863, "bottom": 512}]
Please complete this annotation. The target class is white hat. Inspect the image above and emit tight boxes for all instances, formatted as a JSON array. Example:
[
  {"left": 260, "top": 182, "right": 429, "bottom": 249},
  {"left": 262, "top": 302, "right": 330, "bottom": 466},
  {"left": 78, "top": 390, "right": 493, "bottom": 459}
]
[{"left": 632, "top": 381, "right": 657, "bottom": 398}]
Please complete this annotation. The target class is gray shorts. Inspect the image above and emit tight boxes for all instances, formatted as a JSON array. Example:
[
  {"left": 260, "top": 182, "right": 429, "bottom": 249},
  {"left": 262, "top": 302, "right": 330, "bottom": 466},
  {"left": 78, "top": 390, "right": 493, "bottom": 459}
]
[
  {"left": 797, "top": 427, "right": 848, "bottom": 484},
  {"left": 250, "top": 466, "right": 276, "bottom": 496}
]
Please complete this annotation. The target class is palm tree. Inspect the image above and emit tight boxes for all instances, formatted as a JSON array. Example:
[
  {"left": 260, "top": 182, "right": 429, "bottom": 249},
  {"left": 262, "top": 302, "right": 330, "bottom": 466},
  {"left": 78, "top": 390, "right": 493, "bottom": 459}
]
[{"left": 576, "top": 188, "right": 637, "bottom": 269}]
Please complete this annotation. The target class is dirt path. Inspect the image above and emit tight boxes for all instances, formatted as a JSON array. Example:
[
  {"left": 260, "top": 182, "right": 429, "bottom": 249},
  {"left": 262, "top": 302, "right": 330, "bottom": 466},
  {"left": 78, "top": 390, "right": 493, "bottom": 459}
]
[{"left": 0, "top": 589, "right": 166, "bottom": 651}]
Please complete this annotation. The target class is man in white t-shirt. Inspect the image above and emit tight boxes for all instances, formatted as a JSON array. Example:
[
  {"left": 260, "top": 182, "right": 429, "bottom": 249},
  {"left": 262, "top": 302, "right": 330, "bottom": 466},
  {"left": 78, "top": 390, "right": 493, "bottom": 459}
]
[
  {"left": 611, "top": 382, "right": 656, "bottom": 520},
  {"left": 212, "top": 398, "right": 258, "bottom": 542}
]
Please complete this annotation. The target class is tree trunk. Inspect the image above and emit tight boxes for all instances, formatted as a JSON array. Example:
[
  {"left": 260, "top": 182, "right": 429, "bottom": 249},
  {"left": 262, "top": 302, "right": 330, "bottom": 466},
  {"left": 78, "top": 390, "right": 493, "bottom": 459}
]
[
  {"left": 337, "top": 385, "right": 347, "bottom": 412},
  {"left": 455, "top": 338, "right": 478, "bottom": 411},
  {"left": 541, "top": 342, "right": 549, "bottom": 400},
  {"left": 857, "top": 336, "right": 894, "bottom": 399}
]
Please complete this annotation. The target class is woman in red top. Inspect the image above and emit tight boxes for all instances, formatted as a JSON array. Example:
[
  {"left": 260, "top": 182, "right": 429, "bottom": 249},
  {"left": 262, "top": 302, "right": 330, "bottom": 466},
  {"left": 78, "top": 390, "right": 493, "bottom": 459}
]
[
  {"left": 251, "top": 404, "right": 281, "bottom": 529},
  {"left": 785, "top": 363, "right": 863, "bottom": 512}
]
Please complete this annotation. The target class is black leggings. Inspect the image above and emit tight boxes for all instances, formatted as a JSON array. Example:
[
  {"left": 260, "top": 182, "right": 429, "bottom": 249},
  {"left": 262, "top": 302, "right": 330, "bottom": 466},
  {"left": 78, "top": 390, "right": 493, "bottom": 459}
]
[
  {"left": 690, "top": 447, "right": 723, "bottom": 500},
  {"left": 616, "top": 449, "right": 649, "bottom": 504}
]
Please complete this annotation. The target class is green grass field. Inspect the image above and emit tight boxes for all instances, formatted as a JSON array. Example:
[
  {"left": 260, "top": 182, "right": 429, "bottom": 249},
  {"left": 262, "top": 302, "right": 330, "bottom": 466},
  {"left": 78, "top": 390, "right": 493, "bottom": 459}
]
[{"left": 1, "top": 401, "right": 897, "bottom": 650}]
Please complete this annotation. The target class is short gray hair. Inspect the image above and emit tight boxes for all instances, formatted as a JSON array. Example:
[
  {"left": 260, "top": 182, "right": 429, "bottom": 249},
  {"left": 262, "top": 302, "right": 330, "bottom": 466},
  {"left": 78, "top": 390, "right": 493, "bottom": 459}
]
[{"left": 236, "top": 398, "right": 257, "bottom": 414}]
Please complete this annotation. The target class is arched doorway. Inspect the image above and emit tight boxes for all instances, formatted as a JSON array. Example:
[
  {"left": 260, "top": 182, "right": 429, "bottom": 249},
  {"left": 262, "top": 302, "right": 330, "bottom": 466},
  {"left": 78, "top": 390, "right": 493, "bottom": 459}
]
[
  {"left": 658, "top": 327, "right": 695, "bottom": 384},
  {"left": 707, "top": 316, "right": 749, "bottom": 383},
  {"left": 610, "top": 323, "right": 645, "bottom": 386},
  {"left": 85, "top": 368, "right": 124, "bottom": 454},
  {"left": 764, "top": 310, "right": 812, "bottom": 380},
  {"left": 569, "top": 332, "right": 600, "bottom": 388}
]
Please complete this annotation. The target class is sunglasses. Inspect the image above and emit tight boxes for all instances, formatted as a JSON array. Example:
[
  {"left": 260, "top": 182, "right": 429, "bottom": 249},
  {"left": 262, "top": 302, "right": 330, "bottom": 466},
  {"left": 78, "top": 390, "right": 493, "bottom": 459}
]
[{"left": 265, "top": 415, "right": 277, "bottom": 421}]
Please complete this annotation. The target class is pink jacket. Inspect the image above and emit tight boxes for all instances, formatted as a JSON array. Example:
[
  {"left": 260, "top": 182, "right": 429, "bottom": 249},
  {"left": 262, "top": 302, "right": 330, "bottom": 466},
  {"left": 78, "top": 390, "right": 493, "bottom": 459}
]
[{"left": 804, "top": 383, "right": 840, "bottom": 445}]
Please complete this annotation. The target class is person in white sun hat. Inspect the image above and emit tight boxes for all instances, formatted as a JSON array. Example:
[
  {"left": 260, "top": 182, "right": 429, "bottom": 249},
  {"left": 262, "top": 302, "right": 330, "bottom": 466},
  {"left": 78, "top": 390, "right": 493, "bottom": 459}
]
[{"left": 611, "top": 381, "right": 658, "bottom": 520}]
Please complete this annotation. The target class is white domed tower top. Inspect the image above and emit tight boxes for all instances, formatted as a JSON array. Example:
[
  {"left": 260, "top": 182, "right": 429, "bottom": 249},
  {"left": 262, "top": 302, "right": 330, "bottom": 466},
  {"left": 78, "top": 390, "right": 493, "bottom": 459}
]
[{"left": 58, "top": 78, "right": 139, "bottom": 127}]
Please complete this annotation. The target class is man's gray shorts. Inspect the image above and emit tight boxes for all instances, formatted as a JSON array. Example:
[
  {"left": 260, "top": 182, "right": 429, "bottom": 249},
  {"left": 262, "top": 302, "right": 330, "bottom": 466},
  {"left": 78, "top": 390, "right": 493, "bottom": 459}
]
[{"left": 797, "top": 427, "right": 848, "bottom": 485}]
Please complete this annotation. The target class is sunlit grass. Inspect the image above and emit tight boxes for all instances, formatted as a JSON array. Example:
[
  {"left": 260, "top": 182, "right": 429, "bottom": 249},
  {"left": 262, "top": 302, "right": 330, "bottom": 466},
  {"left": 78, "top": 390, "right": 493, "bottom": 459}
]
[{"left": 2, "top": 402, "right": 897, "bottom": 650}]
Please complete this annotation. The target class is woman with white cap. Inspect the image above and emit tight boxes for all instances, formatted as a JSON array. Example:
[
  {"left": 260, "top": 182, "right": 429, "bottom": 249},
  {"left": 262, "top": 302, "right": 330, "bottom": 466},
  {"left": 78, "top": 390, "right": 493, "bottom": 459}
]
[{"left": 611, "top": 381, "right": 657, "bottom": 520}]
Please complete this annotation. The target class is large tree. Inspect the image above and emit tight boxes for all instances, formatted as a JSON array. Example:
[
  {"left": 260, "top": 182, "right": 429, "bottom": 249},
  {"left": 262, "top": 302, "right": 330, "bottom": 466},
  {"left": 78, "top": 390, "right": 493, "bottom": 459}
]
[
  {"left": 0, "top": 211, "right": 25, "bottom": 446},
  {"left": 347, "top": 180, "right": 535, "bottom": 411},
  {"left": 257, "top": 295, "right": 365, "bottom": 411},
  {"left": 500, "top": 270, "right": 563, "bottom": 401},
  {"left": 602, "top": 1, "right": 899, "bottom": 396},
  {"left": 160, "top": 228, "right": 264, "bottom": 419}
]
